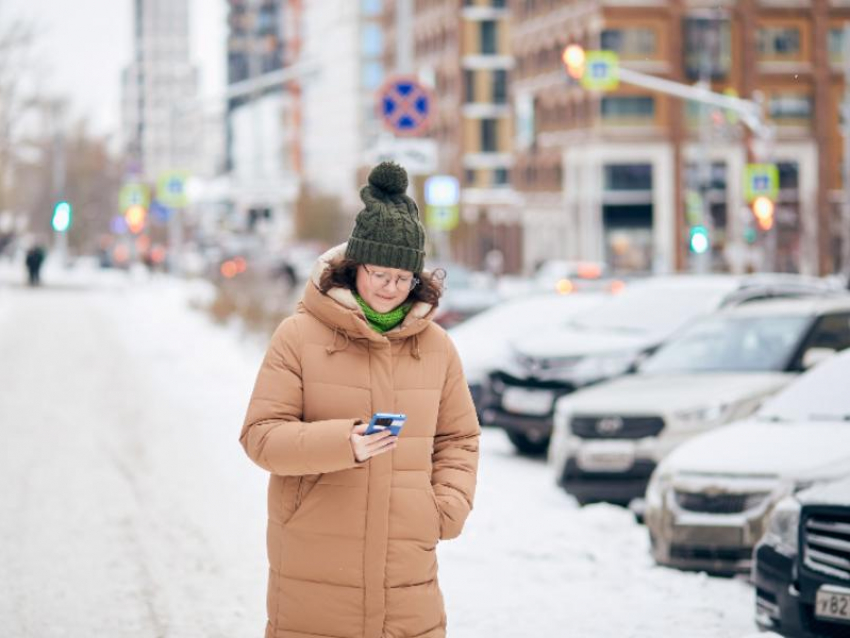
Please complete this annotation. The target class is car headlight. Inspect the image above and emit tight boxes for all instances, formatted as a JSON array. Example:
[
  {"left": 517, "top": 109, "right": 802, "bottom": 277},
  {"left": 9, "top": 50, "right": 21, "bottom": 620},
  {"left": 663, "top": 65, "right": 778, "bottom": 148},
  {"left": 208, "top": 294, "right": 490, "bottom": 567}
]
[
  {"left": 645, "top": 468, "right": 674, "bottom": 511},
  {"left": 571, "top": 351, "right": 638, "bottom": 385},
  {"left": 763, "top": 496, "right": 802, "bottom": 554},
  {"left": 673, "top": 403, "right": 730, "bottom": 428}
]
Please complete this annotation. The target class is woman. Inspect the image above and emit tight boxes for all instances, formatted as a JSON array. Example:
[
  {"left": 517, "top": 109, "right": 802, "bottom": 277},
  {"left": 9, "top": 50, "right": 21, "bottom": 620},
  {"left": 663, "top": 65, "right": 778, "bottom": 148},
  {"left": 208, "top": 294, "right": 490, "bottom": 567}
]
[{"left": 240, "top": 161, "right": 480, "bottom": 638}]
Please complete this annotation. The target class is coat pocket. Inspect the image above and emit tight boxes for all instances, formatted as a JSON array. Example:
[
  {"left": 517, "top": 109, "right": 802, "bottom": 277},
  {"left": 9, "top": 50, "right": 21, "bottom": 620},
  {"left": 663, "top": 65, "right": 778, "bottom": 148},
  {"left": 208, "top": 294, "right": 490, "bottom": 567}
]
[
  {"left": 427, "top": 485, "right": 443, "bottom": 540},
  {"left": 287, "top": 474, "right": 322, "bottom": 525}
]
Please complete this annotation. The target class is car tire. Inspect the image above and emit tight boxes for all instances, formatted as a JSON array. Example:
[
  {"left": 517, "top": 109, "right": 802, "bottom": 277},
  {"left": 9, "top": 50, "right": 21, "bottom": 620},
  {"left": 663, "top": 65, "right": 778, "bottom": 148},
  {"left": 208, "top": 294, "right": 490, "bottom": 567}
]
[{"left": 506, "top": 431, "right": 550, "bottom": 456}]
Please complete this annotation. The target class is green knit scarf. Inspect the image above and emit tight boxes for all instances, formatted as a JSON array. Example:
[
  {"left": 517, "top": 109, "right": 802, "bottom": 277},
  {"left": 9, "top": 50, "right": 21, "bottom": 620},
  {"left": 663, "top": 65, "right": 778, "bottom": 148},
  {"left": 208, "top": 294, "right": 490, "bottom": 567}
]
[{"left": 354, "top": 293, "right": 411, "bottom": 333}]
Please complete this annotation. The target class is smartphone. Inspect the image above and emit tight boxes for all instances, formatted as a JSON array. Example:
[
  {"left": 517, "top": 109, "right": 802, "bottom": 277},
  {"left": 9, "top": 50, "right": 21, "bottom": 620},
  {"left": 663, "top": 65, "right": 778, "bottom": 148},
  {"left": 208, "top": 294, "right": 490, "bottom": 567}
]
[{"left": 364, "top": 412, "right": 406, "bottom": 436}]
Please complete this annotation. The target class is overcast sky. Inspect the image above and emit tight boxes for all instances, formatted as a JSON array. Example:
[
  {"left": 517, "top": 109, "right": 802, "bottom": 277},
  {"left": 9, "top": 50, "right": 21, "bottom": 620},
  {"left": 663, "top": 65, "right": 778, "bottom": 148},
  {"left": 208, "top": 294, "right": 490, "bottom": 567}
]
[{"left": 2, "top": 0, "right": 226, "bottom": 138}]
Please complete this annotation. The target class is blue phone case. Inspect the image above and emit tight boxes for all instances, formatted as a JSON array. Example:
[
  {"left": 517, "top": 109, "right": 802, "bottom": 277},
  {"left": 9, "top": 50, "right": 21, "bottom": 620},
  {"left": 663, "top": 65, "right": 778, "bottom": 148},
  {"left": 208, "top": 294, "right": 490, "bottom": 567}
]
[{"left": 365, "top": 412, "right": 406, "bottom": 436}]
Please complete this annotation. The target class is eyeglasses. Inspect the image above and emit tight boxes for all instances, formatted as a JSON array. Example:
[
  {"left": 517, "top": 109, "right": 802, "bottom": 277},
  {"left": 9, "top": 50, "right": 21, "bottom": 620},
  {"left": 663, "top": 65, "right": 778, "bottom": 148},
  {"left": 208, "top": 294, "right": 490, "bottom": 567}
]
[{"left": 363, "top": 265, "right": 420, "bottom": 291}]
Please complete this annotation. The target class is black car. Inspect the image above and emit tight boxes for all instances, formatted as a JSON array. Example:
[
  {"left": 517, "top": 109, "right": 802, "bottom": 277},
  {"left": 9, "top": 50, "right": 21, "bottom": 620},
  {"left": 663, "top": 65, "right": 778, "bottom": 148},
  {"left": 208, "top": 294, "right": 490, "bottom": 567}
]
[{"left": 754, "top": 477, "right": 850, "bottom": 637}]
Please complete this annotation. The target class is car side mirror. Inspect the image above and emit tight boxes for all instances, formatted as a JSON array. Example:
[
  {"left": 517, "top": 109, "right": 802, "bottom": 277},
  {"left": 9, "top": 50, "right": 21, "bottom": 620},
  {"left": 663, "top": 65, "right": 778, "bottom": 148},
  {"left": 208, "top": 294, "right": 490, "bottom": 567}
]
[{"left": 802, "top": 347, "right": 836, "bottom": 370}]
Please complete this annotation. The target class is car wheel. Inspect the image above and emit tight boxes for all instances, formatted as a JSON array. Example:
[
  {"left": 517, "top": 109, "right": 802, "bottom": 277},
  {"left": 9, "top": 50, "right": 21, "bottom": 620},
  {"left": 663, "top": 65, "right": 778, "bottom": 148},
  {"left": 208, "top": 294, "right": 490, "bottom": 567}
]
[{"left": 506, "top": 431, "right": 550, "bottom": 456}]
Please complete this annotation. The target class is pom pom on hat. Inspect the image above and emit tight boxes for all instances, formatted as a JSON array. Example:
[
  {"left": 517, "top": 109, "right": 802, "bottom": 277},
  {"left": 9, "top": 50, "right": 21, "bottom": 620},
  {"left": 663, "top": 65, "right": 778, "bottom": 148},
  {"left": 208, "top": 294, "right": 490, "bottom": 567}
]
[{"left": 368, "top": 161, "right": 408, "bottom": 195}]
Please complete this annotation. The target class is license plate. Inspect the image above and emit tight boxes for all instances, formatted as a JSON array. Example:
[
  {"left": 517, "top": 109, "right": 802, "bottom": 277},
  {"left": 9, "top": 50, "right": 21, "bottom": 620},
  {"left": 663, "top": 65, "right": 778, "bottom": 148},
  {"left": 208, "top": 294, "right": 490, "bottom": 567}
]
[
  {"left": 501, "top": 387, "right": 554, "bottom": 416},
  {"left": 815, "top": 585, "right": 850, "bottom": 624},
  {"left": 576, "top": 440, "right": 635, "bottom": 472}
]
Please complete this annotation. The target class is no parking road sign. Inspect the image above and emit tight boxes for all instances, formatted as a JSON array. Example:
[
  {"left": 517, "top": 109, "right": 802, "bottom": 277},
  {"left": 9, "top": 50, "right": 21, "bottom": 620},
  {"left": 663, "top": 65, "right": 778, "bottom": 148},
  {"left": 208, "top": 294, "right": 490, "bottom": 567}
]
[{"left": 378, "top": 76, "right": 433, "bottom": 137}]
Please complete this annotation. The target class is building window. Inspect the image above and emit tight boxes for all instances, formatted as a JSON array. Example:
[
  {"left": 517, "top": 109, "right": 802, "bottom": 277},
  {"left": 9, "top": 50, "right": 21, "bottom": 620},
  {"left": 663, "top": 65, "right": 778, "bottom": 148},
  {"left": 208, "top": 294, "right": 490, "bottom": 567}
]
[
  {"left": 481, "top": 118, "right": 498, "bottom": 151},
  {"left": 480, "top": 20, "right": 498, "bottom": 55},
  {"left": 600, "top": 28, "right": 657, "bottom": 59},
  {"left": 778, "top": 162, "right": 799, "bottom": 190},
  {"left": 683, "top": 17, "right": 731, "bottom": 80},
  {"left": 829, "top": 28, "right": 844, "bottom": 64},
  {"left": 757, "top": 27, "right": 802, "bottom": 60},
  {"left": 465, "top": 168, "right": 476, "bottom": 186},
  {"left": 600, "top": 96, "right": 655, "bottom": 123},
  {"left": 361, "top": 23, "right": 383, "bottom": 57},
  {"left": 769, "top": 94, "right": 812, "bottom": 125},
  {"left": 361, "top": 61, "right": 383, "bottom": 90},
  {"left": 492, "top": 0, "right": 507, "bottom": 7},
  {"left": 604, "top": 164, "right": 653, "bottom": 191},
  {"left": 493, "top": 168, "right": 509, "bottom": 185},
  {"left": 464, "top": 69, "right": 475, "bottom": 103},
  {"left": 361, "top": 0, "right": 382, "bottom": 16},
  {"left": 493, "top": 69, "right": 508, "bottom": 104}
]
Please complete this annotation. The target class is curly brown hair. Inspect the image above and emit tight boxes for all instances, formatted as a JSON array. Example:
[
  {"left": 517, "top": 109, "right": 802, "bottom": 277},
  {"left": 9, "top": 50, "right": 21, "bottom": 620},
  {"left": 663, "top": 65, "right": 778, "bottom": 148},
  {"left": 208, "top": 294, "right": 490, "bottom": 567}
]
[{"left": 318, "top": 257, "right": 444, "bottom": 306}]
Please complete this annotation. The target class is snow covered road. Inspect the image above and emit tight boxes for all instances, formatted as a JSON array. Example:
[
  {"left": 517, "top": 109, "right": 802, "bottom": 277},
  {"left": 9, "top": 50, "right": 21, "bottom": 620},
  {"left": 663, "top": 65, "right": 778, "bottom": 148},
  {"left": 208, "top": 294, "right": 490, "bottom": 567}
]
[{"left": 0, "top": 264, "right": 765, "bottom": 637}]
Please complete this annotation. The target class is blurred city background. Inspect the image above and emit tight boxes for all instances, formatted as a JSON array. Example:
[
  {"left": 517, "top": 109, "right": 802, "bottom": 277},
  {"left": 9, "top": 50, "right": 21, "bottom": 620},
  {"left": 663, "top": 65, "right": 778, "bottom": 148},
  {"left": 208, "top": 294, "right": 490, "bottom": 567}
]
[
  {"left": 4, "top": 2, "right": 850, "bottom": 637},
  {"left": 3, "top": 0, "right": 850, "bottom": 298}
]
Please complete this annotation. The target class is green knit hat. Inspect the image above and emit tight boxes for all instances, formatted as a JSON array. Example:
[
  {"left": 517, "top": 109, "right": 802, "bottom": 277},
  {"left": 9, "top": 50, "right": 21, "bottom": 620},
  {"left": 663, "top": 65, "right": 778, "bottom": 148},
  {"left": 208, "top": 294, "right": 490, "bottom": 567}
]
[{"left": 345, "top": 161, "right": 426, "bottom": 273}]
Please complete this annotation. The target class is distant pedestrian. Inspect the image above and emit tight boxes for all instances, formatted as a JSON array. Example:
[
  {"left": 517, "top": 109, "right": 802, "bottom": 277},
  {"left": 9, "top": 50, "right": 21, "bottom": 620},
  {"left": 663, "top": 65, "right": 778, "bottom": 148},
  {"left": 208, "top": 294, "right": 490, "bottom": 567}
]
[
  {"left": 25, "top": 245, "right": 46, "bottom": 286},
  {"left": 241, "top": 162, "right": 480, "bottom": 638}
]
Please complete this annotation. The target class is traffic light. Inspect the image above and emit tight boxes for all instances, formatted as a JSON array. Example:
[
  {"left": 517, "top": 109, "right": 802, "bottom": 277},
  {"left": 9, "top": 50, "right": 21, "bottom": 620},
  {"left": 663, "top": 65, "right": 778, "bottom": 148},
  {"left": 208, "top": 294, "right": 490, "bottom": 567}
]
[
  {"left": 689, "top": 225, "right": 710, "bottom": 254},
  {"left": 752, "top": 196, "right": 775, "bottom": 231},
  {"left": 562, "top": 44, "right": 586, "bottom": 80},
  {"left": 124, "top": 204, "right": 147, "bottom": 234},
  {"left": 51, "top": 201, "right": 72, "bottom": 232}
]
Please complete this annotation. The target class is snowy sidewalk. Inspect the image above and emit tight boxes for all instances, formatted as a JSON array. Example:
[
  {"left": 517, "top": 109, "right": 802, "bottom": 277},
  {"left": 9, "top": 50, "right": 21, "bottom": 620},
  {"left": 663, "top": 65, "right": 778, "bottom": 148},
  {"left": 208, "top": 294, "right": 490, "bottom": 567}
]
[{"left": 0, "top": 265, "right": 767, "bottom": 637}]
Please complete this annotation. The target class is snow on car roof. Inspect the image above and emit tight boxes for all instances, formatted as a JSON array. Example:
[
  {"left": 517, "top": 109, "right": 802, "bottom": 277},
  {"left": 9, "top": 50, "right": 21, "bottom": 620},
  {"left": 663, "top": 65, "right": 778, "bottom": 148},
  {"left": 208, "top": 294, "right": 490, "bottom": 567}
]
[{"left": 716, "top": 295, "right": 850, "bottom": 318}]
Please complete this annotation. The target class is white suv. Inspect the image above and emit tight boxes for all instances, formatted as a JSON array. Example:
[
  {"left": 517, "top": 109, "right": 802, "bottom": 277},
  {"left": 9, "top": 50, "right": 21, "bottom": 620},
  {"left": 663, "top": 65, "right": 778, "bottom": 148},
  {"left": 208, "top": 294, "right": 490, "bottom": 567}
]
[{"left": 549, "top": 297, "right": 850, "bottom": 507}]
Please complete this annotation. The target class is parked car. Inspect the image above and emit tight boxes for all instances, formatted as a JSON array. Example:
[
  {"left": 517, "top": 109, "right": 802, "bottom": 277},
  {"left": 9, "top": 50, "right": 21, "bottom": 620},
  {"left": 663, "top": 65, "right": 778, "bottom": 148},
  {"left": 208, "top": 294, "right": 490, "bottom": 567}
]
[
  {"left": 644, "top": 346, "right": 850, "bottom": 576},
  {"left": 483, "top": 274, "right": 842, "bottom": 455},
  {"left": 754, "top": 475, "right": 850, "bottom": 637},
  {"left": 432, "top": 263, "right": 501, "bottom": 329},
  {"left": 449, "top": 292, "right": 607, "bottom": 417},
  {"left": 551, "top": 297, "right": 850, "bottom": 507}
]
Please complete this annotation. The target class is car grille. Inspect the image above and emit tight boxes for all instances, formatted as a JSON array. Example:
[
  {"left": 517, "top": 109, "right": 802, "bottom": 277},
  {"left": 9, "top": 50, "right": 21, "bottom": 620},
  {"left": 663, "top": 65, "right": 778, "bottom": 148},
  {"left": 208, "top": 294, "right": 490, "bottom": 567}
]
[
  {"left": 670, "top": 544, "right": 752, "bottom": 564},
  {"left": 674, "top": 491, "right": 770, "bottom": 514},
  {"left": 570, "top": 415, "right": 664, "bottom": 439},
  {"left": 489, "top": 370, "right": 573, "bottom": 392},
  {"left": 802, "top": 510, "right": 850, "bottom": 581}
]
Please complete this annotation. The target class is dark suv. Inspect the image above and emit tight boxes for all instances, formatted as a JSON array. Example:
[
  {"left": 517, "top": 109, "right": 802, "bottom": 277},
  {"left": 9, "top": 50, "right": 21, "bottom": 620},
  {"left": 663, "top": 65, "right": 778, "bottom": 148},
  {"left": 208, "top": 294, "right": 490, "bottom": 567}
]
[{"left": 754, "top": 478, "right": 850, "bottom": 637}]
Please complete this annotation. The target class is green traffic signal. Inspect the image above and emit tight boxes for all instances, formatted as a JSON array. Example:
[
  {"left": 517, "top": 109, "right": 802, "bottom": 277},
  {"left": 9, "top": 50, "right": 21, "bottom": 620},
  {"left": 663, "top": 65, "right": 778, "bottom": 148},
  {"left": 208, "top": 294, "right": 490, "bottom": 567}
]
[
  {"left": 52, "top": 201, "right": 72, "bottom": 233},
  {"left": 689, "top": 225, "right": 709, "bottom": 254}
]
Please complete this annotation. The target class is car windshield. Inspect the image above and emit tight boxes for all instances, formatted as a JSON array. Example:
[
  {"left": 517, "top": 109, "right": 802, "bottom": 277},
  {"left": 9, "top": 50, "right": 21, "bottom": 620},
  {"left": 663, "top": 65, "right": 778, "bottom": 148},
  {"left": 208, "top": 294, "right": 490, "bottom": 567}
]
[
  {"left": 640, "top": 314, "right": 811, "bottom": 374},
  {"left": 758, "top": 349, "right": 850, "bottom": 422},
  {"left": 569, "top": 281, "right": 733, "bottom": 336}
]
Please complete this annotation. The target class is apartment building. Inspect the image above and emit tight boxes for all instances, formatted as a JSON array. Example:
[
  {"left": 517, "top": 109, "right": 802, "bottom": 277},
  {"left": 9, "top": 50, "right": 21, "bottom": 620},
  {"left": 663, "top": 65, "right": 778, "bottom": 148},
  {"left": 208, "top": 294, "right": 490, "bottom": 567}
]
[
  {"left": 225, "top": 0, "right": 297, "bottom": 239},
  {"left": 512, "top": 0, "right": 848, "bottom": 276},
  {"left": 383, "top": 0, "right": 518, "bottom": 270},
  {"left": 121, "top": 0, "right": 199, "bottom": 182}
]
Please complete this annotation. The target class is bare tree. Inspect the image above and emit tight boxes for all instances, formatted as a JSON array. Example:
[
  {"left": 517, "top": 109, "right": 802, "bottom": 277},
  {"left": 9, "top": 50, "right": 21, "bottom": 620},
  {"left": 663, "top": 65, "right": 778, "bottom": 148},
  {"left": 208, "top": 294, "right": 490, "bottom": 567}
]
[{"left": 0, "top": 7, "right": 39, "bottom": 216}]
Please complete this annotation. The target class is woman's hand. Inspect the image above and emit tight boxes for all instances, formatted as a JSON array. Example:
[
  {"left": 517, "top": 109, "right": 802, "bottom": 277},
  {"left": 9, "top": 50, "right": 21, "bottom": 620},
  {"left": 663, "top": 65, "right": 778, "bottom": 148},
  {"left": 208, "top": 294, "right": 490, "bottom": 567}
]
[{"left": 350, "top": 423, "right": 398, "bottom": 462}]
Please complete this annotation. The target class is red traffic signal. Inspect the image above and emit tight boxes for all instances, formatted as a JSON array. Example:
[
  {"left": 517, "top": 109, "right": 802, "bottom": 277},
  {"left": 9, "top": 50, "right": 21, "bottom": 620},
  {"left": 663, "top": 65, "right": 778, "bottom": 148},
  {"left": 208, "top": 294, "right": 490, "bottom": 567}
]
[
  {"left": 562, "top": 44, "right": 586, "bottom": 80},
  {"left": 125, "top": 204, "right": 147, "bottom": 234},
  {"left": 752, "top": 196, "right": 775, "bottom": 231}
]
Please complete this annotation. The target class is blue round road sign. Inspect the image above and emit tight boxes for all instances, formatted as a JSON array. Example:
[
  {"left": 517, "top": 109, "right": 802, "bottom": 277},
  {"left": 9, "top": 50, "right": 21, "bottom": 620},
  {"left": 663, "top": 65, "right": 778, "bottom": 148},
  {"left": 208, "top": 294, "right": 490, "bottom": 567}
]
[{"left": 378, "top": 76, "right": 433, "bottom": 137}]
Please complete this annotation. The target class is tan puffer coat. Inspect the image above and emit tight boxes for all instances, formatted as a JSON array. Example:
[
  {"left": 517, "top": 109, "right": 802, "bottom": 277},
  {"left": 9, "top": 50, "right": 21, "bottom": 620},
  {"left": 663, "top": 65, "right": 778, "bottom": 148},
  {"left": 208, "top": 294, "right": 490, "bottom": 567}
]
[{"left": 241, "top": 245, "right": 480, "bottom": 638}]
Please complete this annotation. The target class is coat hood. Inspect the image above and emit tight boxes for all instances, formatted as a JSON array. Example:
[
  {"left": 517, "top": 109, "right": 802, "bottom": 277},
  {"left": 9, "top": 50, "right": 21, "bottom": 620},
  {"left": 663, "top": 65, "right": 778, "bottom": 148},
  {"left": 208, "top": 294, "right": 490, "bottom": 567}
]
[{"left": 302, "top": 243, "right": 438, "bottom": 345}]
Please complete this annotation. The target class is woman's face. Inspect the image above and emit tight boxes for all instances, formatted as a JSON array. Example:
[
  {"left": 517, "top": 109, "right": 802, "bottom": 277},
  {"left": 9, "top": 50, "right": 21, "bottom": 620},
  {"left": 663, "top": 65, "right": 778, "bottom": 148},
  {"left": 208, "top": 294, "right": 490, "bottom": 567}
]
[{"left": 356, "top": 264, "right": 415, "bottom": 313}]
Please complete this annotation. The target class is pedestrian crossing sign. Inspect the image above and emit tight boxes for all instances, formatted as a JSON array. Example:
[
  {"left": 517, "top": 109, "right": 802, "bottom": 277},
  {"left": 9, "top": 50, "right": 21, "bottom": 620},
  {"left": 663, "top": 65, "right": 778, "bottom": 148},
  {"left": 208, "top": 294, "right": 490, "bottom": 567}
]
[
  {"left": 426, "top": 205, "right": 459, "bottom": 231},
  {"left": 744, "top": 164, "right": 779, "bottom": 202},
  {"left": 582, "top": 51, "right": 620, "bottom": 91}
]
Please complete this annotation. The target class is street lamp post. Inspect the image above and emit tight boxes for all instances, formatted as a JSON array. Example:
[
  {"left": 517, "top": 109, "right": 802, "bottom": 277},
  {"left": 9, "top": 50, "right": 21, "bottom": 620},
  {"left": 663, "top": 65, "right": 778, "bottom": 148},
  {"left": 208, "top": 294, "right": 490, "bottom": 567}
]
[{"left": 563, "top": 44, "right": 776, "bottom": 274}]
